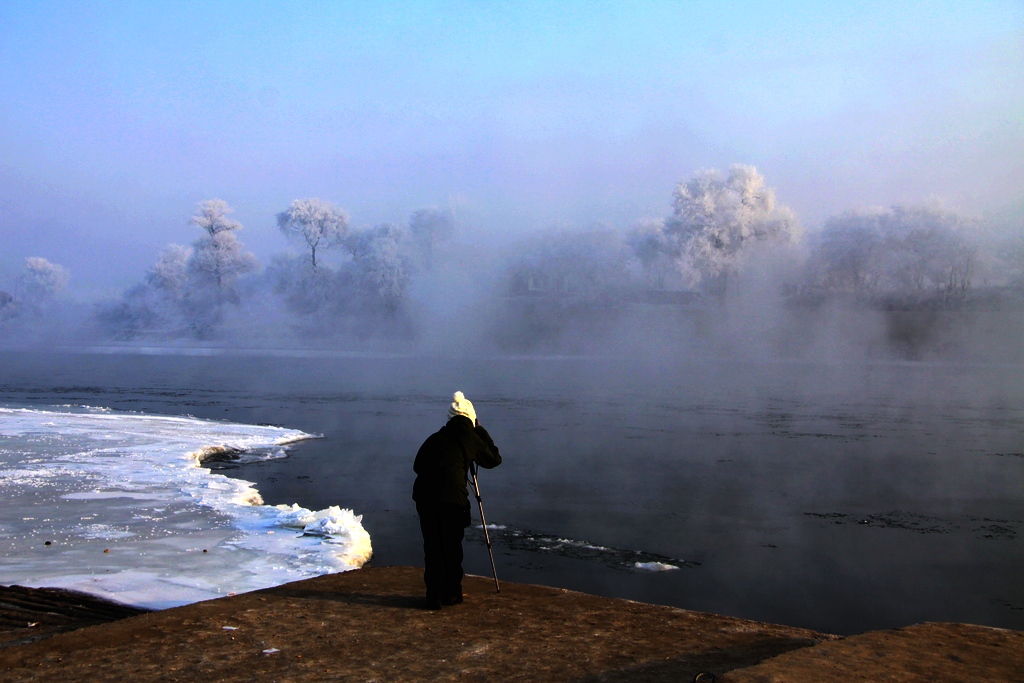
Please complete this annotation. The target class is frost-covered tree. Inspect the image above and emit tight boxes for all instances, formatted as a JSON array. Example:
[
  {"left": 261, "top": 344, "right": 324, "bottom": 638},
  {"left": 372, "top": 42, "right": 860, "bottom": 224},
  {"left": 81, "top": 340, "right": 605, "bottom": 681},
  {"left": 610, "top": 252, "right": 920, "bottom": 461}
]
[
  {"left": 507, "top": 227, "right": 632, "bottom": 301},
  {"left": 495, "top": 227, "right": 635, "bottom": 352},
  {"left": 805, "top": 213, "right": 884, "bottom": 294},
  {"left": 97, "top": 244, "right": 198, "bottom": 339},
  {"left": 17, "top": 257, "right": 69, "bottom": 307},
  {"left": 266, "top": 252, "right": 336, "bottom": 317},
  {"left": 409, "top": 207, "right": 453, "bottom": 271},
  {"left": 631, "top": 165, "right": 798, "bottom": 295},
  {"left": 147, "top": 244, "right": 192, "bottom": 297},
  {"left": 105, "top": 199, "right": 263, "bottom": 337},
  {"left": 1001, "top": 235, "right": 1024, "bottom": 287},
  {"left": 664, "top": 165, "right": 798, "bottom": 289},
  {"left": 186, "top": 200, "right": 257, "bottom": 294},
  {"left": 883, "top": 208, "right": 975, "bottom": 296},
  {"left": 190, "top": 198, "right": 243, "bottom": 236},
  {"left": 188, "top": 232, "right": 258, "bottom": 291},
  {"left": 807, "top": 206, "right": 977, "bottom": 302},
  {"left": 346, "top": 224, "right": 410, "bottom": 313},
  {"left": 626, "top": 219, "right": 680, "bottom": 290},
  {"left": 0, "top": 289, "right": 16, "bottom": 319},
  {"left": 277, "top": 198, "right": 350, "bottom": 270}
]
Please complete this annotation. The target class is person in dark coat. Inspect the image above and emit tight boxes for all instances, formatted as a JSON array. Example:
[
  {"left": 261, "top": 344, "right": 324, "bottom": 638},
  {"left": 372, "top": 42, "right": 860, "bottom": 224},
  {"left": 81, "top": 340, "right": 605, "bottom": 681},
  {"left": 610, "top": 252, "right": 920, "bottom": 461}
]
[{"left": 413, "top": 391, "right": 502, "bottom": 609}]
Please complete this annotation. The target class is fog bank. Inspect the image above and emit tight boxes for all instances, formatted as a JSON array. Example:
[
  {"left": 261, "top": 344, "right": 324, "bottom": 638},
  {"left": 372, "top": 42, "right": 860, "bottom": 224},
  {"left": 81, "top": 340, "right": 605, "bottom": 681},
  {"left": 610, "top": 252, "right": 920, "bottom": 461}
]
[{"left": 2, "top": 165, "right": 1022, "bottom": 364}]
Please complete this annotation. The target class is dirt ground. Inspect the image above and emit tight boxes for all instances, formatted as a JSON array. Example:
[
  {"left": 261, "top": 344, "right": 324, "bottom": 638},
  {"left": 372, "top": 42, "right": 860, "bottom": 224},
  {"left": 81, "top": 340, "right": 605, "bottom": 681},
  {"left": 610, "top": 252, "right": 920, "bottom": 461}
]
[{"left": 0, "top": 566, "right": 1021, "bottom": 682}]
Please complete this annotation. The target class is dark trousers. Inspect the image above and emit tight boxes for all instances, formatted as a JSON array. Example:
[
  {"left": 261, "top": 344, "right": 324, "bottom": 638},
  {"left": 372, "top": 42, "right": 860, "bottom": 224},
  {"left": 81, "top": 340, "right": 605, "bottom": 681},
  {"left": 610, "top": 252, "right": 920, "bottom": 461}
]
[{"left": 416, "top": 502, "right": 470, "bottom": 601}]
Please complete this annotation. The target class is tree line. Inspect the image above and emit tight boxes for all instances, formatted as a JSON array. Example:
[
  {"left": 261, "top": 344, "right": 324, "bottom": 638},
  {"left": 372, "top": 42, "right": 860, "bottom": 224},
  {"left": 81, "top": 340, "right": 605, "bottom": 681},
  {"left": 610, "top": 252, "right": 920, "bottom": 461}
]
[
  {"left": 505, "top": 165, "right": 1018, "bottom": 310},
  {"left": 85, "top": 199, "right": 453, "bottom": 340},
  {"left": 2, "top": 167, "right": 1021, "bottom": 347}
]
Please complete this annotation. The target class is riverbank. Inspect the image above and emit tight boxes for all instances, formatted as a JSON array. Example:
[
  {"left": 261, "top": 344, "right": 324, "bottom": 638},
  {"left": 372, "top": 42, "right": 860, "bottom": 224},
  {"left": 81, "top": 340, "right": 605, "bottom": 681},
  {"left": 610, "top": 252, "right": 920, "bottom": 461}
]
[{"left": 1, "top": 566, "right": 1021, "bottom": 681}]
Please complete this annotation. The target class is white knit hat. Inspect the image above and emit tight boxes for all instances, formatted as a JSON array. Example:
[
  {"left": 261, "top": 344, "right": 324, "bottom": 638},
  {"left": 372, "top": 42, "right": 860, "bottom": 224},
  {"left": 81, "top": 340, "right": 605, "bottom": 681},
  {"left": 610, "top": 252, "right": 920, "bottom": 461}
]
[{"left": 448, "top": 391, "right": 477, "bottom": 423}]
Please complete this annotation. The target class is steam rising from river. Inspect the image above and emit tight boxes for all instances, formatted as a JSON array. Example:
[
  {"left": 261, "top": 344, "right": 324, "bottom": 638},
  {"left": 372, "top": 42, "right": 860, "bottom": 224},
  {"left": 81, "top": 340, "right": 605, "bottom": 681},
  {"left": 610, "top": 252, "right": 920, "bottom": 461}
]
[{"left": 1, "top": 165, "right": 1023, "bottom": 363}]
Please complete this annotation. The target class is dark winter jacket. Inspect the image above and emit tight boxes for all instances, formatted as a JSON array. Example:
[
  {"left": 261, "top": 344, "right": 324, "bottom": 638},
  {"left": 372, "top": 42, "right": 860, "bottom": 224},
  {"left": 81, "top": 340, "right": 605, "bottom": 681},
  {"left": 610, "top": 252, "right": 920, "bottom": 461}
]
[{"left": 412, "top": 416, "right": 502, "bottom": 507}]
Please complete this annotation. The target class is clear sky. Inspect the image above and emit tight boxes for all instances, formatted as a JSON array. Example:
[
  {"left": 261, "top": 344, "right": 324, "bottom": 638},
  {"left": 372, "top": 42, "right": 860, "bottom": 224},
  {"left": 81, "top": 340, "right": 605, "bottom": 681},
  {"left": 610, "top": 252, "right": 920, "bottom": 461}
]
[{"left": 1, "top": 1, "right": 1021, "bottom": 293}]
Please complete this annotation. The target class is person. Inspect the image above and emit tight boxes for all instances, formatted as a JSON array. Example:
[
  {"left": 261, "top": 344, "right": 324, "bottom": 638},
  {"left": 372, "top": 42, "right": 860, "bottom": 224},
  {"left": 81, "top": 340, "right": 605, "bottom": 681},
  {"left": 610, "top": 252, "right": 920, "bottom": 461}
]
[{"left": 412, "top": 391, "right": 502, "bottom": 609}]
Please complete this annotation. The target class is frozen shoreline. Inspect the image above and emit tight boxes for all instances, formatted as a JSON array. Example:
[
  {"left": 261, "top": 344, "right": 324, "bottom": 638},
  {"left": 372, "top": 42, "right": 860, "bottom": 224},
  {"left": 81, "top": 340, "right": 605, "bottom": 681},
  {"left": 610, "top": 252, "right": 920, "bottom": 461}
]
[{"left": 0, "top": 405, "right": 372, "bottom": 608}]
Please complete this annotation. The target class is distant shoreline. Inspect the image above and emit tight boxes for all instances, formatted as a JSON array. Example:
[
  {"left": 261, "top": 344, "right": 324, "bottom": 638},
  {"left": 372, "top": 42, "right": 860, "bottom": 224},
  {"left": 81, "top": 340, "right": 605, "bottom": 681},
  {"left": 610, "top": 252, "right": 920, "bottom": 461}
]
[{"left": 7, "top": 343, "right": 1024, "bottom": 368}]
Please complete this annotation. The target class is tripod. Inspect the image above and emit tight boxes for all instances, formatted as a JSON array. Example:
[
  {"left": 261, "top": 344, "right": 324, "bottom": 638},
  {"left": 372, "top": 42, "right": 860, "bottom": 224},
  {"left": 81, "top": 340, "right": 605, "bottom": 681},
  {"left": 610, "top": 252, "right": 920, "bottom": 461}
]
[{"left": 469, "top": 462, "right": 500, "bottom": 593}]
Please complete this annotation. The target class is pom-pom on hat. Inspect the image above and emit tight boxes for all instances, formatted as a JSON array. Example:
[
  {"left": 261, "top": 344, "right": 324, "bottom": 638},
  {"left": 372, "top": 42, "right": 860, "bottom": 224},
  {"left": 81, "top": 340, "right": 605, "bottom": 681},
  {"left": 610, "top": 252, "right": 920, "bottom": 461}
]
[{"left": 448, "top": 391, "right": 477, "bottom": 424}]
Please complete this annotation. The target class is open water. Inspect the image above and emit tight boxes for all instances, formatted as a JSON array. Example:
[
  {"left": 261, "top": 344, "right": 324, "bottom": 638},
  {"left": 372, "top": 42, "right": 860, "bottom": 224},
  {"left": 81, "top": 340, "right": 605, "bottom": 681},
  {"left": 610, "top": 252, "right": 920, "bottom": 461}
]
[{"left": 0, "top": 348, "right": 1021, "bottom": 634}]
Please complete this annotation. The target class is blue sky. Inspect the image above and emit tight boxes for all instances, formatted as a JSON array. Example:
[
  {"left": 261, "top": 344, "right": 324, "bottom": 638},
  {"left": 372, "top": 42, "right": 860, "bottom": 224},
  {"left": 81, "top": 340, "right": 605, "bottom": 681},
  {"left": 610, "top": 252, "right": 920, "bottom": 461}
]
[{"left": 1, "top": 1, "right": 1021, "bottom": 291}]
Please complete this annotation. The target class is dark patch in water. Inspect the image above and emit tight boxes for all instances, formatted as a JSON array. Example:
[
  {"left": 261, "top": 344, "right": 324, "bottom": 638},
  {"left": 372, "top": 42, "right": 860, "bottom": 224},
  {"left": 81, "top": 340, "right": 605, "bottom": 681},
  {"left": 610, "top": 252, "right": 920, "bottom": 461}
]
[
  {"left": 467, "top": 525, "right": 699, "bottom": 571},
  {"left": 991, "top": 598, "right": 1024, "bottom": 612},
  {"left": 975, "top": 524, "right": 1016, "bottom": 540},
  {"left": 807, "top": 511, "right": 1023, "bottom": 539},
  {"left": 805, "top": 510, "right": 959, "bottom": 534}
]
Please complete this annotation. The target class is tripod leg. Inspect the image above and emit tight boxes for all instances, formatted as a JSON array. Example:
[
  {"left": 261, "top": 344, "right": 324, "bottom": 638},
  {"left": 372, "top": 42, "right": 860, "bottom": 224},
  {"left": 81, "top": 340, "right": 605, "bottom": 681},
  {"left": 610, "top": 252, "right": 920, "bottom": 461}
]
[{"left": 470, "top": 465, "right": 500, "bottom": 593}]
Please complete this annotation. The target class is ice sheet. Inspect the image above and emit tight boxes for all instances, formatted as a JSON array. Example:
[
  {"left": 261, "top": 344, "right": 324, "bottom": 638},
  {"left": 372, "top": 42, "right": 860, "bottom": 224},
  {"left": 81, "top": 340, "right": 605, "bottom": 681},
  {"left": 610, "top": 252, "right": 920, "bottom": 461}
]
[{"left": 0, "top": 405, "right": 372, "bottom": 609}]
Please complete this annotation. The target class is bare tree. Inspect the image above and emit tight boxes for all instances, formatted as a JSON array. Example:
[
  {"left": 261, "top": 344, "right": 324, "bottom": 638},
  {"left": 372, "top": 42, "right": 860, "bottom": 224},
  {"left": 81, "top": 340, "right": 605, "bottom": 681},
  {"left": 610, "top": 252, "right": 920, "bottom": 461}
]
[{"left": 277, "top": 198, "right": 350, "bottom": 270}]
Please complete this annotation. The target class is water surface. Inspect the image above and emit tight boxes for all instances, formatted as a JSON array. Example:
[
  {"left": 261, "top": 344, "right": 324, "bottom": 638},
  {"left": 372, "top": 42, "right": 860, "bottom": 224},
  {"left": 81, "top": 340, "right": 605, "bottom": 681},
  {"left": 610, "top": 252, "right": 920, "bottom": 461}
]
[{"left": 0, "top": 348, "right": 1021, "bottom": 634}]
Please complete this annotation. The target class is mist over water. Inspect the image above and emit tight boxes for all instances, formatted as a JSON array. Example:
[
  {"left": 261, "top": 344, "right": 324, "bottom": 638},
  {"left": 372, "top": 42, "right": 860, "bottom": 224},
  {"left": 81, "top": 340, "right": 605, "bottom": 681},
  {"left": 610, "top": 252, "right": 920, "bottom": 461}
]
[
  {"left": 3, "top": 166, "right": 1023, "bottom": 367},
  {"left": 0, "top": 349, "right": 1021, "bottom": 634},
  {"left": 1, "top": 1, "right": 1022, "bottom": 637},
  {"left": 1, "top": 156, "right": 1022, "bottom": 639}
]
